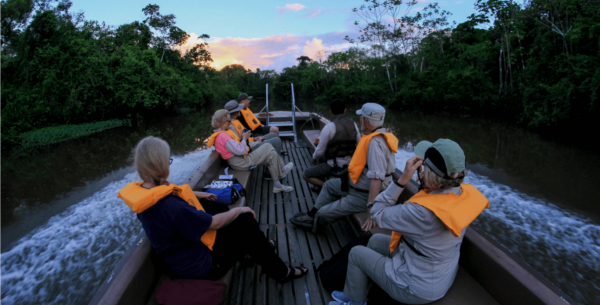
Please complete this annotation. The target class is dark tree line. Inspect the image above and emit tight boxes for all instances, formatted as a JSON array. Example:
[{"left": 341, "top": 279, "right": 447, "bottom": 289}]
[
  {"left": 2, "top": 0, "right": 598, "bottom": 149},
  {"left": 229, "top": 0, "right": 599, "bottom": 136},
  {"left": 1, "top": 1, "right": 238, "bottom": 149}
]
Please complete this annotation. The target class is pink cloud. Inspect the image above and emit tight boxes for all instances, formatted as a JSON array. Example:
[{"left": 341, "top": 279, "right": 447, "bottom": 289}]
[
  {"left": 306, "top": 8, "right": 322, "bottom": 18},
  {"left": 178, "top": 31, "right": 355, "bottom": 71},
  {"left": 277, "top": 3, "right": 306, "bottom": 18}
]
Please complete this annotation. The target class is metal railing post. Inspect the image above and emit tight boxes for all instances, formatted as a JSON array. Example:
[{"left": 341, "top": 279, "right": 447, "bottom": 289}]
[
  {"left": 266, "top": 84, "right": 269, "bottom": 126},
  {"left": 291, "top": 83, "right": 297, "bottom": 142}
]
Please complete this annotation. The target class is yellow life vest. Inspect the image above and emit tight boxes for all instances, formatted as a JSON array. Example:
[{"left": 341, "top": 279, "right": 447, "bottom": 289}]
[
  {"left": 240, "top": 107, "right": 262, "bottom": 131},
  {"left": 207, "top": 129, "right": 247, "bottom": 158},
  {"left": 389, "top": 184, "right": 489, "bottom": 253},
  {"left": 118, "top": 182, "right": 217, "bottom": 250},
  {"left": 348, "top": 131, "right": 399, "bottom": 184},
  {"left": 230, "top": 120, "right": 253, "bottom": 142}
]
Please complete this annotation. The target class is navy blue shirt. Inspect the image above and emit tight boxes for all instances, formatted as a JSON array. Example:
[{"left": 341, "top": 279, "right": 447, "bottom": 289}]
[{"left": 137, "top": 194, "right": 213, "bottom": 278}]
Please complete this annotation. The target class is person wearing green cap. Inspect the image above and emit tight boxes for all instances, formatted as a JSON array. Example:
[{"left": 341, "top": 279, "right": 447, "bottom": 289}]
[
  {"left": 329, "top": 139, "right": 489, "bottom": 305},
  {"left": 290, "top": 103, "right": 398, "bottom": 234}
]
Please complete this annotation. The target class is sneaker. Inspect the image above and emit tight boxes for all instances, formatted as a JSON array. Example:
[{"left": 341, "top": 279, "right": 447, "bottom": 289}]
[
  {"left": 329, "top": 291, "right": 366, "bottom": 304},
  {"left": 280, "top": 162, "right": 294, "bottom": 179},
  {"left": 273, "top": 185, "right": 293, "bottom": 193},
  {"left": 264, "top": 171, "right": 272, "bottom": 180},
  {"left": 332, "top": 291, "right": 353, "bottom": 303},
  {"left": 289, "top": 212, "right": 314, "bottom": 229}
]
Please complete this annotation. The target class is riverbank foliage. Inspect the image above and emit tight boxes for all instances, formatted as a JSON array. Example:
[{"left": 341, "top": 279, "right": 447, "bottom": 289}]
[
  {"left": 18, "top": 119, "right": 126, "bottom": 147},
  {"left": 222, "top": 0, "right": 600, "bottom": 137},
  {"left": 1, "top": 0, "right": 238, "bottom": 149},
  {"left": 2, "top": 0, "right": 598, "bottom": 150}
]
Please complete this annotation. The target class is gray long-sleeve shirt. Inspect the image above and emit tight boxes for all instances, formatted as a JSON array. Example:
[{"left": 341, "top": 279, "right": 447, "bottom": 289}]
[{"left": 371, "top": 183, "right": 465, "bottom": 301}]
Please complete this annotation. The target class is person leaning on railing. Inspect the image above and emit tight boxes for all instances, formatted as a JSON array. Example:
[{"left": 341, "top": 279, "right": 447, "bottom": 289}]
[
  {"left": 329, "top": 139, "right": 489, "bottom": 305},
  {"left": 208, "top": 109, "right": 294, "bottom": 194},
  {"left": 118, "top": 136, "right": 308, "bottom": 284}
]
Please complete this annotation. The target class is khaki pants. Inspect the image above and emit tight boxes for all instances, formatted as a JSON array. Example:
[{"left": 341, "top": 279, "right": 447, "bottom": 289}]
[
  {"left": 227, "top": 143, "right": 286, "bottom": 180},
  {"left": 312, "top": 178, "right": 369, "bottom": 233},
  {"left": 344, "top": 234, "right": 431, "bottom": 304},
  {"left": 251, "top": 132, "right": 281, "bottom": 154}
]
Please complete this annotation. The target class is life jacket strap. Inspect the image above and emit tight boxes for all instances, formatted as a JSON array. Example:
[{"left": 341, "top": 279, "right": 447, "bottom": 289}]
[{"left": 401, "top": 235, "right": 427, "bottom": 257}]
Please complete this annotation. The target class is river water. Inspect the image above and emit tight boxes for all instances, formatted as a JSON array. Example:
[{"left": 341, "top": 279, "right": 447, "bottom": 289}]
[{"left": 1, "top": 106, "right": 599, "bottom": 304}]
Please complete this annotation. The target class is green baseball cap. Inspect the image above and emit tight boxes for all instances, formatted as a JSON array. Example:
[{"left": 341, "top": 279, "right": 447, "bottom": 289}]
[{"left": 415, "top": 139, "right": 465, "bottom": 178}]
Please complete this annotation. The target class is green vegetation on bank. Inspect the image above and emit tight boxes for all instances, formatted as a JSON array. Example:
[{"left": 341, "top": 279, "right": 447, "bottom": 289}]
[
  {"left": 2, "top": 0, "right": 598, "bottom": 150},
  {"left": 221, "top": 0, "right": 600, "bottom": 137},
  {"left": 1, "top": 0, "right": 238, "bottom": 150},
  {"left": 18, "top": 119, "right": 127, "bottom": 147}
]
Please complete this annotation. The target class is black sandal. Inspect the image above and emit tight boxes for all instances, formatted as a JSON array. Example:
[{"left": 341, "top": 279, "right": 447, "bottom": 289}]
[{"left": 278, "top": 266, "right": 309, "bottom": 284}]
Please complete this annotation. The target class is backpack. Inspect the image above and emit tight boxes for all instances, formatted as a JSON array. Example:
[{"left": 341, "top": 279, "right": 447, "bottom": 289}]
[
  {"left": 204, "top": 178, "right": 246, "bottom": 205},
  {"left": 317, "top": 231, "right": 372, "bottom": 292}
]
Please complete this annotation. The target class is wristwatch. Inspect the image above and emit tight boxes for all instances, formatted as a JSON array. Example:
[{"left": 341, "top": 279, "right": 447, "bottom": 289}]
[{"left": 367, "top": 202, "right": 374, "bottom": 208}]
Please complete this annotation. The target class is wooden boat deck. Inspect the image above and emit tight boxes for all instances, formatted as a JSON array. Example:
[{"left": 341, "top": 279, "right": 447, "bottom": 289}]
[{"left": 227, "top": 138, "right": 361, "bottom": 305}]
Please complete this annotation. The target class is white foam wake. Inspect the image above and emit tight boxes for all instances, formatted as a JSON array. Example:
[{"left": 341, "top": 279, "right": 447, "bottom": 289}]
[
  {"left": 395, "top": 149, "right": 600, "bottom": 304},
  {"left": 1, "top": 148, "right": 213, "bottom": 305}
]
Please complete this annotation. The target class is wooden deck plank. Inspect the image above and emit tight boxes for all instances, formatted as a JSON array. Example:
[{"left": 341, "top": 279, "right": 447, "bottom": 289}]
[
  {"left": 254, "top": 225, "right": 268, "bottom": 305},
  {"left": 286, "top": 224, "right": 308, "bottom": 305},
  {"left": 292, "top": 226, "right": 324, "bottom": 305},
  {"left": 251, "top": 166, "right": 264, "bottom": 211},
  {"left": 232, "top": 139, "right": 368, "bottom": 305},
  {"left": 267, "top": 225, "right": 279, "bottom": 305},
  {"left": 276, "top": 224, "right": 295, "bottom": 305}
]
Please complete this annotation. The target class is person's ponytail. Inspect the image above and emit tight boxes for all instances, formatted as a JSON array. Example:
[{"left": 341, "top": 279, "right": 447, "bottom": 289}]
[{"left": 134, "top": 136, "right": 171, "bottom": 186}]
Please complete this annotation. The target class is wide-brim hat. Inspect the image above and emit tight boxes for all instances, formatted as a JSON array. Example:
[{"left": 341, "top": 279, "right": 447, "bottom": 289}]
[{"left": 225, "top": 100, "right": 244, "bottom": 113}]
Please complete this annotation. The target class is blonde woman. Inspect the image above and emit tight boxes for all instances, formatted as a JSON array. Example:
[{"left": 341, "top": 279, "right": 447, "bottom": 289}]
[
  {"left": 330, "top": 139, "right": 489, "bottom": 305},
  {"left": 208, "top": 109, "right": 294, "bottom": 193},
  {"left": 118, "top": 137, "right": 308, "bottom": 282}
]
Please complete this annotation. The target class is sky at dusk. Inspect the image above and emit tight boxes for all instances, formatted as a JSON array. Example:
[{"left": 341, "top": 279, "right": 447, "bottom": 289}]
[{"left": 71, "top": 0, "right": 479, "bottom": 71}]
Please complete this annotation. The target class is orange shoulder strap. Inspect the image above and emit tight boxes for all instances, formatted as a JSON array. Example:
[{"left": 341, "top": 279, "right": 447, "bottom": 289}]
[
  {"left": 207, "top": 130, "right": 240, "bottom": 147},
  {"left": 348, "top": 132, "right": 399, "bottom": 184},
  {"left": 389, "top": 184, "right": 489, "bottom": 253},
  {"left": 174, "top": 184, "right": 217, "bottom": 251}
]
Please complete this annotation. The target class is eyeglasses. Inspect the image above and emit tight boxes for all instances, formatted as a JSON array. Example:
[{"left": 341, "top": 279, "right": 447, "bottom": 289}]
[{"left": 169, "top": 158, "right": 173, "bottom": 165}]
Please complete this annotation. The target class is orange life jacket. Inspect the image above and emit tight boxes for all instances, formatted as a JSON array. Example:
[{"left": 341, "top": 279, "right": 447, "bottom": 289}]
[
  {"left": 118, "top": 182, "right": 217, "bottom": 250},
  {"left": 207, "top": 129, "right": 247, "bottom": 158},
  {"left": 389, "top": 184, "right": 489, "bottom": 253},
  {"left": 230, "top": 120, "right": 253, "bottom": 142},
  {"left": 240, "top": 107, "right": 262, "bottom": 131},
  {"left": 348, "top": 131, "right": 399, "bottom": 184}
]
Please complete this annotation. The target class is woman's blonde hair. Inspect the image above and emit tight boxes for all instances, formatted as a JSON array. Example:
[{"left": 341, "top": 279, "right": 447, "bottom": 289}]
[
  {"left": 212, "top": 109, "right": 230, "bottom": 128},
  {"left": 421, "top": 165, "right": 465, "bottom": 190},
  {"left": 134, "top": 136, "right": 171, "bottom": 186}
]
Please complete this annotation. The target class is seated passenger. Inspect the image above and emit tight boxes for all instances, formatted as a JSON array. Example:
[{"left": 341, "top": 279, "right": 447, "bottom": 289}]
[
  {"left": 208, "top": 109, "right": 294, "bottom": 193},
  {"left": 290, "top": 103, "right": 397, "bottom": 233},
  {"left": 224, "top": 100, "right": 282, "bottom": 155},
  {"left": 329, "top": 139, "right": 489, "bottom": 305},
  {"left": 302, "top": 99, "right": 361, "bottom": 193},
  {"left": 118, "top": 136, "right": 308, "bottom": 283},
  {"left": 236, "top": 93, "right": 279, "bottom": 136}
]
